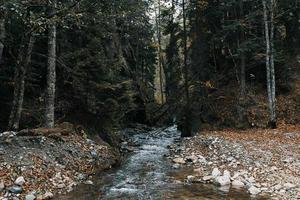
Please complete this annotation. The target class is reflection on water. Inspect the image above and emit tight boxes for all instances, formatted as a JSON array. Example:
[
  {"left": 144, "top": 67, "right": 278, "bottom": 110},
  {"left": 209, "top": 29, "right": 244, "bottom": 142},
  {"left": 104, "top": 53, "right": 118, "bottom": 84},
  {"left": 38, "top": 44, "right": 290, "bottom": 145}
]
[{"left": 58, "top": 126, "right": 266, "bottom": 200}]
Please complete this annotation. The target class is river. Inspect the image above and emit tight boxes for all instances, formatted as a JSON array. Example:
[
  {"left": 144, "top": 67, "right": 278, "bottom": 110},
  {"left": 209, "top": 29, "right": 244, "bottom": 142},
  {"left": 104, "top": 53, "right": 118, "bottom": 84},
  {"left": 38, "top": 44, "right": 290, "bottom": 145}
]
[{"left": 58, "top": 126, "right": 259, "bottom": 200}]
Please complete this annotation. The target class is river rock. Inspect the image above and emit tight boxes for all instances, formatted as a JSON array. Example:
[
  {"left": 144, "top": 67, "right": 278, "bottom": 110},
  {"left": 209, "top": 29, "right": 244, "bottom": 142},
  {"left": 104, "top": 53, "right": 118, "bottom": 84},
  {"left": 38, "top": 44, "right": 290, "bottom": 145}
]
[
  {"left": 283, "top": 183, "right": 296, "bottom": 189},
  {"left": 8, "top": 186, "right": 23, "bottom": 194},
  {"left": 219, "top": 185, "right": 231, "bottom": 193},
  {"left": 247, "top": 176, "right": 256, "bottom": 184},
  {"left": 172, "top": 164, "right": 180, "bottom": 169},
  {"left": 173, "top": 158, "right": 185, "bottom": 164},
  {"left": 85, "top": 180, "right": 93, "bottom": 185},
  {"left": 186, "top": 155, "right": 197, "bottom": 163},
  {"left": 274, "top": 184, "right": 282, "bottom": 190},
  {"left": 55, "top": 183, "right": 65, "bottom": 189},
  {"left": 223, "top": 170, "right": 231, "bottom": 179},
  {"left": 42, "top": 192, "right": 54, "bottom": 199},
  {"left": 90, "top": 151, "right": 98, "bottom": 158},
  {"left": 187, "top": 175, "right": 195, "bottom": 180},
  {"left": 75, "top": 173, "right": 86, "bottom": 181},
  {"left": 15, "top": 176, "right": 25, "bottom": 186},
  {"left": 0, "top": 182, "right": 5, "bottom": 192},
  {"left": 283, "top": 157, "right": 294, "bottom": 163},
  {"left": 203, "top": 176, "right": 213, "bottom": 182},
  {"left": 25, "top": 194, "right": 36, "bottom": 200},
  {"left": 187, "top": 175, "right": 201, "bottom": 183},
  {"left": 248, "top": 186, "right": 261, "bottom": 195},
  {"left": 212, "top": 168, "right": 221, "bottom": 177},
  {"left": 227, "top": 157, "right": 235, "bottom": 162},
  {"left": 215, "top": 175, "right": 231, "bottom": 186},
  {"left": 232, "top": 180, "right": 245, "bottom": 188},
  {"left": 232, "top": 172, "right": 240, "bottom": 180}
]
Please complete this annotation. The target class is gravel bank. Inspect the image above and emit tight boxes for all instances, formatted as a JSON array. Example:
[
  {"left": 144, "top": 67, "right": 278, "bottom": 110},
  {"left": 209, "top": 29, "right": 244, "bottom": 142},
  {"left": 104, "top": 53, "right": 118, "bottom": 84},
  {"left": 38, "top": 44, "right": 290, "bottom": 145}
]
[
  {"left": 169, "top": 127, "right": 300, "bottom": 199},
  {"left": 0, "top": 125, "right": 119, "bottom": 200}
]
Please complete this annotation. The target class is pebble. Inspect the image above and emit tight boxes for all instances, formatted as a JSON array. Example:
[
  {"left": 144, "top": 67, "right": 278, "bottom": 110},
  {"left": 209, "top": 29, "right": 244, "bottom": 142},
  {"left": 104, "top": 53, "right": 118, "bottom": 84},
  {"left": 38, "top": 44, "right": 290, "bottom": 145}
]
[
  {"left": 8, "top": 186, "right": 23, "bottom": 194},
  {"left": 173, "top": 158, "right": 185, "bottom": 164},
  {"left": 215, "top": 175, "right": 231, "bottom": 186},
  {"left": 193, "top": 168, "right": 202, "bottom": 175},
  {"left": 84, "top": 180, "right": 94, "bottom": 185},
  {"left": 15, "top": 176, "right": 25, "bottom": 186},
  {"left": 232, "top": 180, "right": 245, "bottom": 188},
  {"left": 223, "top": 170, "right": 231, "bottom": 179},
  {"left": 248, "top": 186, "right": 261, "bottom": 195},
  {"left": 283, "top": 183, "right": 296, "bottom": 189},
  {"left": 247, "top": 176, "right": 256, "bottom": 184},
  {"left": 274, "top": 184, "right": 282, "bottom": 190},
  {"left": 0, "top": 182, "right": 4, "bottom": 192},
  {"left": 172, "top": 164, "right": 180, "bottom": 169},
  {"left": 186, "top": 155, "right": 197, "bottom": 163},
  {"left": 42, "top": 191, "right": 54, "bottom": 199},
  {"left": 170, "top": 134, "right": 300, "bottom": 199},
  {"left": 25, "top": 194, "right": 36, "bottom": 200},
  {"left": 90, "top": 151, "right": 98, "bottom": 158},
  {"left": 218, "top": 185, "right": 231, "bottom": 193},
  {"left": 203, "top": 176, "right": 213, "bottom": 181},
  {"left": 212, "top": 168, "right": 221, "bottom": 177}
]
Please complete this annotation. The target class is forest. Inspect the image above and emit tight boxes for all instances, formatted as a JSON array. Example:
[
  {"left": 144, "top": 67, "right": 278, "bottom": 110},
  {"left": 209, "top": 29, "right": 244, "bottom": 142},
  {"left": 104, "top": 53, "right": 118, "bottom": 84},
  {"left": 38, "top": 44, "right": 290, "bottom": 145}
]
[{"left": 0, "top": 0, "right": 299, "bottom": 199}]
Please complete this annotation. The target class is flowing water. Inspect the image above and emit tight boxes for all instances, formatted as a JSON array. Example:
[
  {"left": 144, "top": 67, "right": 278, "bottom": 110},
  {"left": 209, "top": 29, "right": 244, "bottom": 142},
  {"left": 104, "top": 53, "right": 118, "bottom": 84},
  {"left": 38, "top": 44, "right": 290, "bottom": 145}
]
[{"left": 59, "top": 126, "right": 261, "bottom": 200}]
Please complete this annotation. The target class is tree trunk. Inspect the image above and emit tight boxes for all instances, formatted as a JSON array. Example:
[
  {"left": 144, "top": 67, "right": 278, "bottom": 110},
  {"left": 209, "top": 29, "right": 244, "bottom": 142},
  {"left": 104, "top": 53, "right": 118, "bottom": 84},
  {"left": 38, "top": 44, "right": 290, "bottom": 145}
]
[
  {"left": 45, "top": 0, "right": 57, "bottom": 128},
  {"left": 155, "top": 0, "right": 165, "bottom": 104},
  {"left": 181, "top": 0, "right": 191, "bottom": 137},
  {"left": 8, "top": 34, "right": 35, "bottom": 131},
  {"left": 239, "top": 0, "right": 246, "bottom": 99},
  {"left": 263, "top": 0, "right": 276, "bottom": 128},
  {"left": 269, "top": 0, "right": 276, "bottom": 128},
  {"left": 0, "top": 16, "right": 5, "bottom": 63}
]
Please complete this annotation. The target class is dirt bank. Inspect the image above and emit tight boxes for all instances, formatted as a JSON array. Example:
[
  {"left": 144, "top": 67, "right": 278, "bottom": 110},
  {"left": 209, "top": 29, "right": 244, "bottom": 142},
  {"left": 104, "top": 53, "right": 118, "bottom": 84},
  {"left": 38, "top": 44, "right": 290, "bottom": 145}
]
[
  {"left": 0, "top": 124, "right": 120, "bottom": 200},
  {"left": 169, "top": 125, "right": 300, "bottom": 200}
]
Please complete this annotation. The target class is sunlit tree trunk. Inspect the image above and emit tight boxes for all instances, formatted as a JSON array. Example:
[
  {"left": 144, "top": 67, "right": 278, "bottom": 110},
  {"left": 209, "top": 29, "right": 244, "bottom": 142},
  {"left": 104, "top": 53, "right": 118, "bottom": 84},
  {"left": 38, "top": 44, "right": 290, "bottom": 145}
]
[
  {"left": 8, "top": 34, "right": 35, "bottom": 130},
  {"left": 263, "top": 0, "right": 277, "bottom": 128},
  {"left": 45, "top": 0, "right": 57, "bottom": 128},
  {"left": 270, "top": 0, "right": 276, "bottom": 128}
]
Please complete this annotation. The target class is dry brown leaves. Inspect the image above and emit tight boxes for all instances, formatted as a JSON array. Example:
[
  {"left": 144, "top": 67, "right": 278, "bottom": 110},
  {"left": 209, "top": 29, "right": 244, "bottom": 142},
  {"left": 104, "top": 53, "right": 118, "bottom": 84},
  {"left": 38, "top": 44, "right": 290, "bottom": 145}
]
[{"left": 201, "top": 125, "right": 300, "bottom": 144}]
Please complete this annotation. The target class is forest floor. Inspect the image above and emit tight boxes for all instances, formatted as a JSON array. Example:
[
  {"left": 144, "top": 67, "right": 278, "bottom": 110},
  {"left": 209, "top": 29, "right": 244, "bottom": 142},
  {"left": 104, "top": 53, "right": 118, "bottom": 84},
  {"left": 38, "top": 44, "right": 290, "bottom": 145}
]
[
  {"left": 0, "top": 124, "right": 120, "bottom": 200},
  {"left": 169, "top": 125, "right": 300, "bottom": 200}
]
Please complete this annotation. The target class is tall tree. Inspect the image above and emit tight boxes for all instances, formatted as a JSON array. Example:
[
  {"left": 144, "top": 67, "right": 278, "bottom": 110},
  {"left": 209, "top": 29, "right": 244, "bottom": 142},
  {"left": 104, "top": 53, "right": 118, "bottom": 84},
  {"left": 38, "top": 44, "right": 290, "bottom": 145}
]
[
  {"left": 154, "top": 0, "right": 165, "bottom": 104},
  {"left": 263, "top": 0, "right": 277, "bottom": 128},
  {"left": 239, "top": 0, "right": 246, "bottom": 99},
  {"left": 0, "top": 9, "right": 5, "bottom": 63},
  {"left": 45, "top": 0, "right": 57, "bottom": 128},
  {"left": 164, "top": 0, "right": 181, "bottom": 103},
  {"left": 8, "top": 34, "right": 35, "bottom": 130},
  {"left": 181, "top": 0, "right": 192, "bottom": 137}
]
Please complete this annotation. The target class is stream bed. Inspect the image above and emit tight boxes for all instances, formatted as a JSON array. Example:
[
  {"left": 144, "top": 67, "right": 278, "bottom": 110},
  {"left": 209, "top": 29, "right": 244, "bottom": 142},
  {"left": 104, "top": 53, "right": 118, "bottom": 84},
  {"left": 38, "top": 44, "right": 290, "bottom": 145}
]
[{"left": 58, "top": 126, "right": 257, "bottom": 200}]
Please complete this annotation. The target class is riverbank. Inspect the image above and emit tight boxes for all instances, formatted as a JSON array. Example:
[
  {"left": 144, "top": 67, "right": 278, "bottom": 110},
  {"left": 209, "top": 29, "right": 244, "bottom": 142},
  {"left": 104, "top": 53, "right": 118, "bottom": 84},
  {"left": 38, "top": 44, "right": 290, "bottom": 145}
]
[
  {"left": 169, "top": 125, "right": 300, "bottom": 199},
  {"left": 0, "top": 123, "right": 120, "bottom": 200}
]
